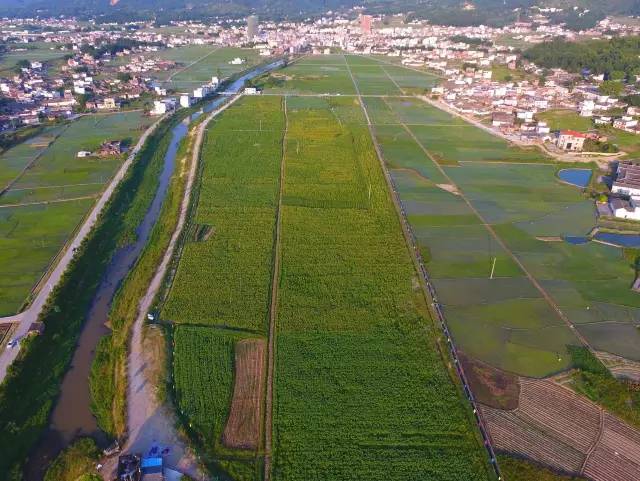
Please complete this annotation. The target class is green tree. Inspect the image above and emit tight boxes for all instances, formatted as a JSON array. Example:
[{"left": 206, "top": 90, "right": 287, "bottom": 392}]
[{"left": 599, "top": 80, "right": 623, "bottom": 97}]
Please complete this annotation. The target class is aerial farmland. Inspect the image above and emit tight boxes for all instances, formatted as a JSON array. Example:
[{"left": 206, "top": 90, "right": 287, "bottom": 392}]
[
  {"left": 154, "top": 54, "right": 640, "bottom": 481},
  {"left": 0, "top": 111, "right": 154, "bottom": 316}
]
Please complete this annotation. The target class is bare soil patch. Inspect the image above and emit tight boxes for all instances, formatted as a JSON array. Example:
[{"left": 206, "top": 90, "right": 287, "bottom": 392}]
[
  {"left": 459, "top": 352, "right": 520, "bottom": 410},
  {"left": 222, "top": 337, "right": 266, "bottom": 450}
]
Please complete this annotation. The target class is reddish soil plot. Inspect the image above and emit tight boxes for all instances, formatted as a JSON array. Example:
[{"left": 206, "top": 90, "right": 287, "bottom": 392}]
[
  {"left": 222, "top": 338, "right": 266, "bottom": 450},
  {"left": 482, "top": 378, "right": 640, "bottom": 481}
]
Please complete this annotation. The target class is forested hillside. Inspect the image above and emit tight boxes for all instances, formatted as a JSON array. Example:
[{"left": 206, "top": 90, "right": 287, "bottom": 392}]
[{"left": 524, "top": 37, "right": 640, "bottom": 78}]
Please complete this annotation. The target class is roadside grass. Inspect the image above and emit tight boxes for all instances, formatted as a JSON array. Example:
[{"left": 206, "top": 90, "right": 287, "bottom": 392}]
[
  {"left": 273, "top": 96, "right": 491, "bottom": 481},
  {"left": 43, "top": 438, "right": 100, "bottom": 481},
  {"left": 89, "top": 113, "right": 191, "bottom": 438},
  {"left": 0, "top": 111, "right": 152, "bottom": 316},
  {"left": 537, "top": 110, "right": 593, "bottom": 132}
]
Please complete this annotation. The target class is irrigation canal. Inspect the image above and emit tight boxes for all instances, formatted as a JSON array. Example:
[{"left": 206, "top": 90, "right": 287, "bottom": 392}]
[{"left": 25, "top": 60, "right": 284, "bottom": 480}]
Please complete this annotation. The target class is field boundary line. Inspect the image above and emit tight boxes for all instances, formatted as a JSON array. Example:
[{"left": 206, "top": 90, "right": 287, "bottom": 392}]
[
  {"left": 390, "top": 101, "right": 594, "bottom": 351},
  {"left": 345, "top": 56, "right": 501, "bottom": 481},
  {"left": 263, "top": 95, "right": 287, "bottom": 481},
  {"left": 0, "top": 114, "right": 165, "bottom": 381},
  {"left": 124, "top": 94, "right": 244, "bottom": 481},
  {"left": 0, "top": 194, "right": 98, "bottom": 209},
  {"left": 380, "top": 65, "right": 406, "bottom": 95},
  {"left": 165, "top": 46, "right": 221, "bottom": 83},
  {"left": 7, "top": 181, "right": 105, "bottom": 191},
  {"left": 0, "top": 122, "right": 73, "bottom": 197},
  {"left": 580, "top": 406, "right": 605, "bottom": 475}
]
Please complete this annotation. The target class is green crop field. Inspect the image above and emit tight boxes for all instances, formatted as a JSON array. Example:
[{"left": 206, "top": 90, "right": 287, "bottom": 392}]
[
  {"left": 163, "top": 90, "right": 491, "bottom": 481},
  {"left": 152, "top": 46, "right": 263, "bottom": 91},
  {"left": 256, "top": 54, "right": 438, "bottom": 96},
  {"left": 163, "top": 97, "right": 283, "bottom": 329},
  {"left": 273, "top": 95, "right": 489, "bottom": 481},
  {"left": 163, "top": 96, "right": 285, "bottom": 479},
  {"left": 0, "top": 111, "right": 153, "bottom": 316}
]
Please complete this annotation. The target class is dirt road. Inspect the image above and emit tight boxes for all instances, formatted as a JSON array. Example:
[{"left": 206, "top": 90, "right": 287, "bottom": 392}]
[
  {"left": 123, "top": 95, "right": 242, "bottom": 479},
  {"left": 0, "top": 116, "right": 163, "bottom": 382}
]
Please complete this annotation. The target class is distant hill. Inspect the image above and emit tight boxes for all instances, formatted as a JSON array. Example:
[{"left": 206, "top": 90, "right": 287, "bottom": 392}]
[{"left": 0, "top": 0, "right": 639, "bottom": 25}]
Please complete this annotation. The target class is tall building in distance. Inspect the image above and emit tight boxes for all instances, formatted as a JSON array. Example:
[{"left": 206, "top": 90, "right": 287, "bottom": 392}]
[
  {"left": 360, "top": 14, "right": 372, "bottom": 34},
  {"left": 247, "top": 15, "right": 259, "bottom": 41}
]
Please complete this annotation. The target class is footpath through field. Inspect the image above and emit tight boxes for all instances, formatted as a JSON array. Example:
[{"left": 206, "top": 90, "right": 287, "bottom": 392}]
[
  {"left": 0, "top": 116, "right": 163, "bottom": 382},
  {"left": 263, "top": 96, "right": 287, "bottom": 481}
]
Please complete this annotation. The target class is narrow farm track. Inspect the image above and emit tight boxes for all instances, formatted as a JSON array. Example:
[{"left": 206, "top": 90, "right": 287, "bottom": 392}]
[
  {"left": 345, "top": 55, "right": 500, "bottom": 480},
  {"left": 0, "top": 193, "right": 98, "bottom": 209},
  {"left": 120, "top": 95, "right": 243, "bottom": 480},
  {"left": 263, "top": 95, "right": 287, "bottom": 481},
  {"left": 380, "top": 65, "right": 406, "bottom": 95},
  {"left": 378, "top": 95, "right": 595, "bottom": 353}
]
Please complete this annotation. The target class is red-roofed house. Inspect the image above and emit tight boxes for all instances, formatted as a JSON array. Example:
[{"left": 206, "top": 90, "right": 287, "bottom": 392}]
[{"left": 557, "top": 130, "right": 587, "bottom": 152}]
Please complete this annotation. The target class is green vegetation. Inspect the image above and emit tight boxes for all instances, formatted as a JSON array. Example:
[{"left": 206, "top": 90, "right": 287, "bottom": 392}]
[
  {"left": 163, "top": 97, "right": 283, "bottom": 329},
  {"left": 0, "top": 111, "right": 153, "bottom": 316},
  {"left": 89, "top": 112, "right": 191, "bottom": 437},
  {"left": 366, "top": 88, "right": 640, "bottom": 375},
  {"left": 44, "top": 438, "right": 100, "bottom": 481},
  {"left": 0, "top": 107, "right": 169, "bottom": 478},
  {"left": 163, "top": 96, "right": 284, "bottom": 479},
  {"left": 153, "top": 46, "right": 262, "bottom": 90},
  {"left": 273, "top": 96, "right": 490, "bottom": 480},
  {"left": 524, "top": 37, "right": 640, "bottom": 78},
  {"left": 569, "top": 347, "right": 640, "bottom": 429},
  {"left": 537, "top": 110, "right": 593, "bottom": 132},
  {"left": 497, "top": 454, "right": 588, "bottom": 481}
]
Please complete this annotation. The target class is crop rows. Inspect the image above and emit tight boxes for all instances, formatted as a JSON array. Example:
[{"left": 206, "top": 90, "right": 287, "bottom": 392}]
[
  {"left": 481, "top": 377, "right": 640, "bottom": 481},
  {"left": 273, "top": 96, "right": 490, "bottom": 480},
  {"left": 165, "top": 96, "right": 285, "bottom": 481},
  {"left": 163, "top": 96, "right": 284, "bottom": 330}
]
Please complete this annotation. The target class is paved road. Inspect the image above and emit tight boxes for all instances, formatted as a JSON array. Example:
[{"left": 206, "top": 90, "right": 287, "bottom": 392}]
[
  {"left": 123, "top": 95, "right": 242, "bottom": 480},
  {"left": 0, "top": 116, "right": 164, "bottom": 382}
]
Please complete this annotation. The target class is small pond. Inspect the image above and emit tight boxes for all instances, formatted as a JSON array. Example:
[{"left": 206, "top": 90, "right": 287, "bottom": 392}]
[
  {"left": 594, "top": 232, "right": 640, "bottom": 248},
  {"left": 558, "top": 168, "right": 592, "bottom": 188}
]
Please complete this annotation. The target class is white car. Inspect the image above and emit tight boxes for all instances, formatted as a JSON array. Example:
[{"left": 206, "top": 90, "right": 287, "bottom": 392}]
[{"left": 7, "top": 338, "right": 19, "bottom": 348}]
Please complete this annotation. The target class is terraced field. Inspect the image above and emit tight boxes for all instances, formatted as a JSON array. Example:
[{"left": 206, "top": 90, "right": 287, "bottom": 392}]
[{"left": 0, "top": 111, "right": 153, "bottom": 315}]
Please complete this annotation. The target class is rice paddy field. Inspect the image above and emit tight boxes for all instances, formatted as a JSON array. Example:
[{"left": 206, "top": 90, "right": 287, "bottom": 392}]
[
  {"left": 0, "top": 111, "right": 153, "bottom": 316},
  {"left": 151, "top": 46, "right": 263, "bottom": 91},
  {"left": 163, "top": 93, "right": 492, "bottom": 480},
  {"left": 365, "top": 93, "right": 640, "bottom": 375},
  {"left": 256, "top": 54, "right": 439, "bottom": 96}
]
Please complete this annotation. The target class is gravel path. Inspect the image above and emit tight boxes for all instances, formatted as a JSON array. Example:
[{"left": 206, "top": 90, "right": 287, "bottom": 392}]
[{"left": 122, "top": 95, "right": 242, "bottom": 479}]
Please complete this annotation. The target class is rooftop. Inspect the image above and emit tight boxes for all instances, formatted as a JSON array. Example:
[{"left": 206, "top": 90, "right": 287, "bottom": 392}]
[{"left": 614, "top": 160, "right": 640, "bottom": 191}]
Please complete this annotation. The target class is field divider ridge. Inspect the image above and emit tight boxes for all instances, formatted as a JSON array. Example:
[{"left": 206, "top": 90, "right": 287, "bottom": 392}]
[
  {"left": 263, "top": 95, "right": 287, "bottom": 481},
  {"left": 345, "top": 55, "right": 503, "bottom": 481}
]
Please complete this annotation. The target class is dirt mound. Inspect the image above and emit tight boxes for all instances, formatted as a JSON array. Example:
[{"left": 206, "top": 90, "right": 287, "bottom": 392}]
[{"left": 459, "top": 352, "right": 519, "bottom": 410}]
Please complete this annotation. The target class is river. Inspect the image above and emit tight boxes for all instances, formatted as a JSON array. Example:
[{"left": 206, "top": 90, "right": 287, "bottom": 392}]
[{"left": 25, "top": 59, "right": 284, "bottom": 480}]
